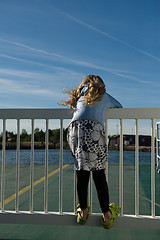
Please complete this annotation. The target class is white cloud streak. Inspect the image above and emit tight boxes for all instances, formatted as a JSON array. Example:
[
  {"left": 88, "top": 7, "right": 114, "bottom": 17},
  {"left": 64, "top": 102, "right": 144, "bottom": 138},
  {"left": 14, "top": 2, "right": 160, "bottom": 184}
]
[
  {"left": 0, "top": 68, "right": 45, "bottom": 79},
  {"left": 0, "top": 38, "right": 64, "bottom": 59},
  {"left": 0, "top": 77, "right": 61, "bottom": 97},
  {"left": 0, "top": 52, "right": 78, "bottom": 76},
  {"left": 0, "top": 51, "right": 154, "bottom": 86},
  {"left": 0, "top": 68, "right": 60, "bottom": 82},
  {"left": 52, "top": 7, "right": 160, "bottom": 63},
  {"left": 0, "top": 33, "right": 158, "bottom": 86}
]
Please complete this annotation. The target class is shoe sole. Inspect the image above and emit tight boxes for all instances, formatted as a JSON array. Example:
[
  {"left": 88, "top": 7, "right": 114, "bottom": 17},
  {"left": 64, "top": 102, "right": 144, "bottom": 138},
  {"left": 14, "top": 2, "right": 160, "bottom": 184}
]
[{"left": 102, "top": 203, "right": 120, "bottom": 229}]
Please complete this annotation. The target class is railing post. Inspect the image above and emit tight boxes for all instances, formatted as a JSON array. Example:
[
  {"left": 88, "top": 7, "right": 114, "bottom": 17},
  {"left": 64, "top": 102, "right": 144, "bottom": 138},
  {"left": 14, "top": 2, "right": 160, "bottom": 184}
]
[
  {"left": 16, "top": 119, "right": 20, "bottom": 212},
  {"left": 30, "top": 119, "right": 34, "bottom": 213},
  {"left": 151, "top": 119, "right": 155, "bottom": 217},
  {"left": 89, "top": 172, "right": 92, "bottom": 214},
  {"left": 74, "top": 166, "right": 77, "bottom": 214},
  {"left": 135, "top": 119, "right": 139, "bottom": 216},
  {"left": 119, "top": 119, "right": 123, "bottom": 215},
  {"left": 1, "top": 119, "right": 6, "bottom": 212},
  {"left": 59, "top": 119, "right": 63, "bottom": 213},
  {"left": 44, "top": 119, "right": 49, "bottom": 213},
  {"left": 156, "top": 123, "right": 160, "bottom": 173},
  {"left": 105, "top": 119, "right": 109, "bottom": 182}
]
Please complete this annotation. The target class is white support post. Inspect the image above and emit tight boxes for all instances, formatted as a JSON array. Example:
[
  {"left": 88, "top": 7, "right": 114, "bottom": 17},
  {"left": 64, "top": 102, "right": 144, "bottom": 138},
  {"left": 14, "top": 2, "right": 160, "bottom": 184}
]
[
  {"left": 119, "top": 119, "right": 123, "bottom": 215},
  {"left": 156, "top": 124, "right": 158, "bottom": 170},
  {"left": 105, "top": 119, "right": 109, "bottom": 182},
  {"left": 1, "top": 119, "right": 6, "bottom": 212},
  {"left": 135, "top": 119, "right": 139, "bottom": 216},
  {"left": 30, "top": 119, "right": 34, "bottom": 213},
  {"left": 156, "top": 123, "right": 160, "bottom": 173},
  {"left": 44, "top": 119, "right": 49, "bottom": 213},
  {"left": 16, "top": 119, "right": 20, "bottom": 212},
  {"left": 89, "top": 172, "right": 92, "bottom": 214},
  {"left": 151, "top": 119, "right": 155, "bottom": 217},
  {"left": 59, "top": 119, "right": 63, "bottom": 213},
  {"left": 74, "top": 166, "right": 77, "bottom": 214}
]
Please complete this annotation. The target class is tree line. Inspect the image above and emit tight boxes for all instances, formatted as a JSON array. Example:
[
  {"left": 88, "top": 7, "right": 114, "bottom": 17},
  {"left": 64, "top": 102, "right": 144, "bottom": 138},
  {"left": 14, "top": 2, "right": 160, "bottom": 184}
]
[{"left": 0, "top": 128, "right": 69, "bottom": 149}]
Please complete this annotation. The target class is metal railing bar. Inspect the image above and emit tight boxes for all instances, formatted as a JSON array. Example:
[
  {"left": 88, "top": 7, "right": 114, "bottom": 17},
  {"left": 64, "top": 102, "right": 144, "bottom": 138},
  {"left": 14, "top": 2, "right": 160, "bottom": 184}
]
[
  {"left": 1, "top": 119, "right": 6, "bottom": 212},
  {"left": 74, "top": 166, "right": 77, "bottom": 214},
  {"left": 156, "top": 127, "right": 159, "bottom": 171},
  {"left": 15, "top": 119, "right": 20, "bottom": 212},
  {"left": 59, "top": 119, "right": 63, "bottom": 213},
  {"left": 105, "top": 119, "right": 109, "bottom": 182},
  {"left": 151, "top": 119, "right": 155, "bottom": 217},
  {"left": 0, "top": 109, "right": 72, "bottom": 120},
  {"left": 44, "top": 119, "right": 49, "bottom": 213},
  {"left": 119, "top": 119, "right": 123, "bottom": 215},
  {"left": 0, "top": 108, "right": 160, "bottom": 120},
  {"left": 135, "top": 119, "right": 139, "bottom": 216},
  {"left": 89, "top": 172, "right": 93, "bottom": 214},
  {"left": 106, "top": 108, "right": 160, "bottom": 120},
  {"left": 30, "top": 119, "right": 34, "bottom": 213}
]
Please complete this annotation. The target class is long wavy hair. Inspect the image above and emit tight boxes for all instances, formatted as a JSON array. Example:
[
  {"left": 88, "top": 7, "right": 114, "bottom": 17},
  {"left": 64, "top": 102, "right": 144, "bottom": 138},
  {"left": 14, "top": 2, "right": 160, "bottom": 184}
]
[{"left": 62, "top": 75, "right": 106, "bottom": 110}]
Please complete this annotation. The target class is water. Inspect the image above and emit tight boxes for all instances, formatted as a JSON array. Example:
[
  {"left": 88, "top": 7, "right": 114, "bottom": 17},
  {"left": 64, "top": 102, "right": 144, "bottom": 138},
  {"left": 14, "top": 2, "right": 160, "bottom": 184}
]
[
  {"left": 0, "top": 149, "right": 154, "bottom": 165},
  {"left": 109, "top": 150, "right": 154, "bottom": 164}
]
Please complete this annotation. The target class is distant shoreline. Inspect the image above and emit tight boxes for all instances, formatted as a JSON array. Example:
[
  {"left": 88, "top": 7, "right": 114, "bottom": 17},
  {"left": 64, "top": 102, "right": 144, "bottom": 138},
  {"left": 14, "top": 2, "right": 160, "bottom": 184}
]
[
  {"left": 0, "top": 142, "right": 61, "bottom": 150},
  {"left": 109, "top": 145, "right": 153, "bottom": 152},
  {"left": 0, "top": 143, "right": 154, "bottom": 152}
]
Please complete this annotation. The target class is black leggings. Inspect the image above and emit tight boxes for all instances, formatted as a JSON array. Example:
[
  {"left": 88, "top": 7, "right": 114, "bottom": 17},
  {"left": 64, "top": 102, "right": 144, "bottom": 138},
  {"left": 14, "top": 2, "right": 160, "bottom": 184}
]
[{"left": 76, "top": 169, "right": 109, "bottom": 213}]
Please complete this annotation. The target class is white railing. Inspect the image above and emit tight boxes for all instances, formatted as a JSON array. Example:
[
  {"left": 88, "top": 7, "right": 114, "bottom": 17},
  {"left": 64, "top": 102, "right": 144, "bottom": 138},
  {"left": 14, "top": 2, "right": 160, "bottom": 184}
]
[
  {"left": 0, "top": 108, "right": 160, "bottom": 229},
  {"left": 0, "top": 109, "right": 72, "bottom": 214},
  {"left": 156, "top": 122, "right": 160, "bottom": 174}
]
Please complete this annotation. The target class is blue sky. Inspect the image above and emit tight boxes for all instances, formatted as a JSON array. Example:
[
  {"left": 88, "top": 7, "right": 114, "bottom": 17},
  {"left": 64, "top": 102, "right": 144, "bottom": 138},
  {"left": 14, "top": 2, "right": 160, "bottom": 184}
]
[
  {"left": 0, "top": 0, "right": 160, "bottom": 110},
  {"left": 0, "top": 0, "right": 160, "bottom": 135}
]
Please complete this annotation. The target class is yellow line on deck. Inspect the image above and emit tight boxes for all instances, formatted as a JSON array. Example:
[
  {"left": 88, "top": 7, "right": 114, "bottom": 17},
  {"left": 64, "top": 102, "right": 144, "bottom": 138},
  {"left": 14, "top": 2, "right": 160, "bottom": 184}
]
[{"left": 0, "top": 164, "right": 69, "bottom": 207}]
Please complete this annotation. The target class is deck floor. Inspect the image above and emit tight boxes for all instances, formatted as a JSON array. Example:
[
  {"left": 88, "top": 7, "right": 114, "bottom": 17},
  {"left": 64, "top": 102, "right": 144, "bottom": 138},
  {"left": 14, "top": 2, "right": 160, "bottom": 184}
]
[{"left": 0, "top": 163, "right": 160, "bottom": 239}]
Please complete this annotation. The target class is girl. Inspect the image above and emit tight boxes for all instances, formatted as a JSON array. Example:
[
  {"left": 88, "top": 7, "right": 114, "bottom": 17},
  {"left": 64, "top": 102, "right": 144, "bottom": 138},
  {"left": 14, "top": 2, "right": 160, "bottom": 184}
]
[{"left": 63, "top": 75, "right": 122, "bottom": 229}]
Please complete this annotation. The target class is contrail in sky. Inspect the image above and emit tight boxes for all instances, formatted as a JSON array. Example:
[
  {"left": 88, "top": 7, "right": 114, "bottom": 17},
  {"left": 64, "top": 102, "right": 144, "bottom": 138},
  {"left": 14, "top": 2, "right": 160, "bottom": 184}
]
[
  {"left": 0, "top": 52, "right": 155, "bottom": 86},
  {"left": 0, "top": 38, "right": 132, "bottom": 75},
  {"left": 0, "top": 38, "right": 156, "bottom": 83},
  {"left": 0, "top": 38, "right": 64, "bottom": 59},
  {"left": 53, "top": 7, "right": 160, "bottom": 63}
]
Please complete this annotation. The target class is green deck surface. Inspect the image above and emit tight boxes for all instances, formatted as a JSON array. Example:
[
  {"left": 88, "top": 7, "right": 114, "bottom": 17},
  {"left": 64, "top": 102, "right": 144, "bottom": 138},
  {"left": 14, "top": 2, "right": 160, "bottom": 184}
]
[{"left": 0, "top": 163, "right": 160, "bottom": 239}]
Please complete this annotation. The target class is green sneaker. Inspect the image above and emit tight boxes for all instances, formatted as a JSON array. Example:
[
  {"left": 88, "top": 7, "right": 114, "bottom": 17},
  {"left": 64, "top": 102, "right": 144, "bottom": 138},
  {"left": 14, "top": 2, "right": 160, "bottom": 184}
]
[
  {"left": 102, "top": 203, "right": 120, "bottom": 229},
  {"left": 76, "top": 202, "right": 90, "bottom": 225}
]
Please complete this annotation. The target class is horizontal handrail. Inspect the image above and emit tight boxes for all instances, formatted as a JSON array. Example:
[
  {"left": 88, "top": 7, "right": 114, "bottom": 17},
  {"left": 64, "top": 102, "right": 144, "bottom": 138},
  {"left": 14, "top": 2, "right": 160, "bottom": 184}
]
[
  {"left": 0, "top": 108, "right": 160, "bottom": 120},
  {"left": 0, "top": 108, "right": 72, "bottom": 119},
  {"left": 106, "top": 108, "right": 160, "bottom": 119}
]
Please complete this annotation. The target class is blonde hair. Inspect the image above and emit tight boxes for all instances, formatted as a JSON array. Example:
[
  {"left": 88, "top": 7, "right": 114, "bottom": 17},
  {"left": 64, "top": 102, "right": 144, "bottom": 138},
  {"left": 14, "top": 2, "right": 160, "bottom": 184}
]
[{"left": 62, "top": 75, "right": 106, "bottom": 110}]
